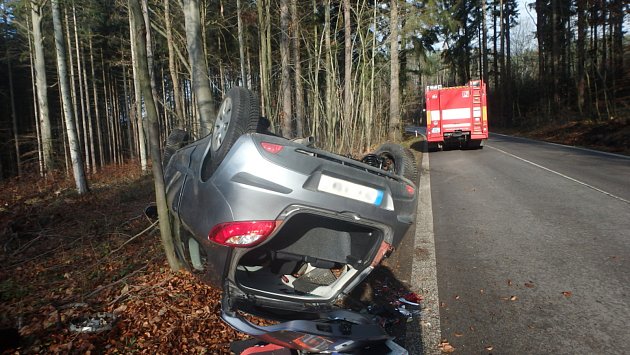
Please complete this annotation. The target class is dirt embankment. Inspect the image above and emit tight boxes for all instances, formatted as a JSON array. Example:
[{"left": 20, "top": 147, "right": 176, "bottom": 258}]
[{"left": 496, "top": 119, "right": 630, "bottom": 156}]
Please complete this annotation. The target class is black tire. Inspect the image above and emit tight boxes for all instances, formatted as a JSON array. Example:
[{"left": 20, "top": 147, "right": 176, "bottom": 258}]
[
  {"left": 202, "top": 87, "right": 260, "bottom": 179},
  {"left": 162, "top": 129, "right": 190, "bottom": 168},
  {"left": 466, "top": 139, "right": 484, "bottom": 150},
  {"left": 375, "top": 143, "right": 419, "bottom": 183}
]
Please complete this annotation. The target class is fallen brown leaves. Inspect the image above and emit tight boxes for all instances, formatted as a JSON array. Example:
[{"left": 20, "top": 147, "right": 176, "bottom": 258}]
[
  {"left": 439, "top": 340, "right": 455, "bottom": 353},
  {"left": 0, "top": 163, "right": 252, "bottom": 353}
]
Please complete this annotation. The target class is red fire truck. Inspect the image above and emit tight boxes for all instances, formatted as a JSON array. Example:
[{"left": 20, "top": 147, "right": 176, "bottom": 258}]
[{"left": 425, "top": 80, "right": 488, "bottom": 150}]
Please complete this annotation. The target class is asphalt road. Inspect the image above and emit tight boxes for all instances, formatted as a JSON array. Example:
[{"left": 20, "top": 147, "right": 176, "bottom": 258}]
[{"left": 430, "top": 134, "right": 630, "bottom": 354}]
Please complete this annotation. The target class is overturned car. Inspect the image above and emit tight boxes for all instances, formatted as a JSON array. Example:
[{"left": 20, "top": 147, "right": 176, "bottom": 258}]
[{"left": 162, "top": 87, "right": 418, "bottom": 353}]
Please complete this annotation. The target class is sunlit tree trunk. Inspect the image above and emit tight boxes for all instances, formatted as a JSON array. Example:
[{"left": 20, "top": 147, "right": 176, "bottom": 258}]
[
  {"left": 52, "top": 0, "right": 88, "bottom": 193},
  {"left": 72, "top": 5, "right": 92, "bottom": 173},
  {"left": 129, "top": 0, "right": 181, "bottom": 271},
  {"left": 31, "top": 0, "right": 54, "bottom": 172},
  {"left": 368, "top": 0, "right": 376, "bottom": 149},
  {"left": 280, "top": 0, "right": 292, "bottom": 137},
  {"left": 291, "top": 0, "right": 304, "bottom": 137},
  {"left": 237, "top": 0, "right": 247, "bottom": 87},
  {"left": 164, "top": 0, "right": 185, "bottom": 127},
  {"left": 324, "top": 0, "right": 333, "bottom": 147},
  {"left": 89, "top": 35, "right": 104, "bottom": 168},
  {"left": 388, "top": 0, "right": 401, "bottom": 141},
  {"left": 182, "top": 0, "right": 215, "bottom": 136},
  {"left": 81, "top": 52, "right": 97, "bottom": 174},
  {"left": 343, "top": 0, "right": 352, "bottom": 148}
]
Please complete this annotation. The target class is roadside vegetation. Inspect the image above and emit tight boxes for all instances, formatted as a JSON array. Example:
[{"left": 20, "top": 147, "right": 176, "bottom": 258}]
[{"left": 0, "top": 0, "right": 627, "bottom": 352}]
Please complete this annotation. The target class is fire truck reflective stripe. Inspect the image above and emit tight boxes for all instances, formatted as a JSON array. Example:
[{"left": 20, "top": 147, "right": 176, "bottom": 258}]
[
  {"left": 430, "top": 110, "right": 441, "bottom": 120},
  {"left": 443, "top": 123, "right": 471, "bottom": 128},
  {"left": 441, "top": 108, "right": 472, "bottom": 120}
]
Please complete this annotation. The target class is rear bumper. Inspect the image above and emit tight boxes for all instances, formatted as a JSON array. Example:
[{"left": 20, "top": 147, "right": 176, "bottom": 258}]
[
  {"left": 221, "top": 296, "right": 396, "bottom": 353},
  {"left": 427, "top": 131, "right": 488, "bottom": 142}
]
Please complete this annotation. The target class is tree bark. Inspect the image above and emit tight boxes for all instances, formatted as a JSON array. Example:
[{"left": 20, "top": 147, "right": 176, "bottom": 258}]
[
  {"left": 237, "top": 0, "right": 247, "bottom": 87},
  {"left": 89, "top": 35, "right": 105, "bottom": 168},
  {"left": 52, "top": 0, "right": 89, "bottom": 193},
  {"left": 164, "top": 0, "right": 185, "bottom": 127},
  {"left": 291, "top": 0, "right": 304, "bottom": 137},
  {"left": 4, "top": 11, "right": 21, "bottom": 176},
  {"left": 343, "top": 0, "right": 353, "bottom": 147},
  {"left": 129, "top": 0, "right": 181, "bottom": 271},
  {"left": 31, "top": 0, "right": 54, "bottom": 171},
  {"left": 388, "top": 0, "right": 401, "bottom": 141},
  {"left": 280, "top": 0, "right": 292, "bottom": 138},
  {"left": 182, "top": 0, "right": 215, "bottom": 136},
  {"left": 72, "top": 5, "right": 91, "bottom": 173}
]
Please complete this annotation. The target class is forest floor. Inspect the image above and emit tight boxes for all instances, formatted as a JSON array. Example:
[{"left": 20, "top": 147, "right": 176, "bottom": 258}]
[
  {"left": 0, "top": 162, "right": 416, "bottom": 354},
  {"left": 494, "top": 118, "right": 630, "bottom": 156},
  {"left": 0, "top": 122, "right": 626, "bottom": 354}
]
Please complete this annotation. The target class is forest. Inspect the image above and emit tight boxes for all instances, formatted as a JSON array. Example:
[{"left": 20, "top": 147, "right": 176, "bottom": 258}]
[{"left": 0, "top": 0, "right": 627, "bottom": 182}]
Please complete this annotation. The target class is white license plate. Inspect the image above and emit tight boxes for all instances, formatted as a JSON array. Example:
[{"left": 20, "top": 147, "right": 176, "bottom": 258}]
[{"left": 318, "top": 175, "right": 384, "bottom": 205}]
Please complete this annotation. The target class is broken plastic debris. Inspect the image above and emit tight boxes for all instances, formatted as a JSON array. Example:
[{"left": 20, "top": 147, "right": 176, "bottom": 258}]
[
  {"left": 69, "top": 312, "right": 115, "bottom": 333},
  {"left": 402, "top": 292, "right": 423, "bottom": 304}
]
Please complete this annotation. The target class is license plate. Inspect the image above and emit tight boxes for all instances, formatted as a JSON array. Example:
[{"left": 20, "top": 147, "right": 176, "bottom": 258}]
[{"left": 318, "top": 175, "right": 384, "bottom": 206}]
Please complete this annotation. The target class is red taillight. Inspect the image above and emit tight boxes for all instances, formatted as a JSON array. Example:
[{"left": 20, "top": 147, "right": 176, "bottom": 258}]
[
  {"left": 208, "top": 220, "right": 279, "bottom": 247},
  {"left": 261, "top": 142, "right": 284, "bottom": 154},
  {"left": 406, "top": 184, "right": 415, "bottom": 195}
]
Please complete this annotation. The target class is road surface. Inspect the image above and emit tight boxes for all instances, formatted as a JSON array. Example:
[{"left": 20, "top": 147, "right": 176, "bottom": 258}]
[{"left": 429, "top": 134, "right": 630, "bottom": 354}]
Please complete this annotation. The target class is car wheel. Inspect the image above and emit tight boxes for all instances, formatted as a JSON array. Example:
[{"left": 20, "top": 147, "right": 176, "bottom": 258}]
[
  {"left": 205, "top": 87, "right": 260, "bottom": 176},
  {"left": 163, "top": 129, "right": 190, "bottom": 168},
  {"left": 375, "top": 143, "right": 419, "bottom": 183}
]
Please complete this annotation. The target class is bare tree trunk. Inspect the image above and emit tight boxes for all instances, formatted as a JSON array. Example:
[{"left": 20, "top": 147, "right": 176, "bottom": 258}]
[
  {"left": 122, "top": 64, "right": 135, "bottom": 159},
  {"left": 343, "top": 0, "right": 353, "bottom": 148},
  {"left": 81, "top": 52, "right": 97, "bottom": 173},
  {"left": 368, "top": 0, "right": 376, "bottom": 149},
  {"left": 482, "top": 0, "right": 488, "bottom": 84},
  {"left": 72, "top": 5, "right": 91, "bottom": 173},
  {"left": 4, "top": 11, "right": 21, "bottom": 176},
  {"left": 52, "top": 0, "right": 89, "bottom": 194},
  {"left": 31, "top": 0, "right": 54, "bottom": 172},
  {"left": 324, "top": 0, "right": 333, "bottom": 147},
  {"left": 237, "top": 0, "right": 247, "bottom": 87},
  {"left": 291, "top": 0, "right": 304, "bottom": 137},
  {"left": 129, "top": 9, "right": 147, "bottom": 171},
  {"left": 280, "top": 0, "right": 292, "bottom": 138},
  {"left": 89, "top": 35, "right": 105, "bottom": 168},
  {"left": 64, "top": 8, "right": 81, "bottom": 155},
  {"left": 27, "top": 15, "right": 44, "bottom": 175},
  {"left": 388, "top": 0, "right": 401, "bottom": 141},
  {"left": 129, "top": 0, "right": 181, "bottom": 271},
  {"left": 164, "top": 0, "right": 185, "bottom": 127},
  {"left": 182, "top": 0, "right": 215, "bottom": 136}
]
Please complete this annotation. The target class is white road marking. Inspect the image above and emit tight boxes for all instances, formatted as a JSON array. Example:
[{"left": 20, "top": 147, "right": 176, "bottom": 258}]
[
  {"left": 491, "top": 133, "right": 630, "bottom": 160},
  {"left": 487, "top": 145, "right": 630, "bottom": 205},
  {"left": 409, "top": 147, "right": 442, "bottom": 354}
]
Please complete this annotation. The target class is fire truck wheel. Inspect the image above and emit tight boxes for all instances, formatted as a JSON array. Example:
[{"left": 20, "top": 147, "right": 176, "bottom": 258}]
[
  {"left": 428, "top": 142, "right": 441, "bottom": 152},
  {"left": 467, "top": 139, "right": 484, "bottom": 150},
  {"left": 375, "top": 143, "right": 419, "bottom": 183}
]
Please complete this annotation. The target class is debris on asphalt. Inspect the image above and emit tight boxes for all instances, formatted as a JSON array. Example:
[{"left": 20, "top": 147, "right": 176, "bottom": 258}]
[{"left": 439, "top": 340, "right": 455, "bottom": 353}]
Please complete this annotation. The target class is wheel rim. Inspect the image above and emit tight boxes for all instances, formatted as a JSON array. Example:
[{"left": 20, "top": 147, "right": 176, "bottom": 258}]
[{"left": 212, "top": 97, "right": 233, "bottom": 152}]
